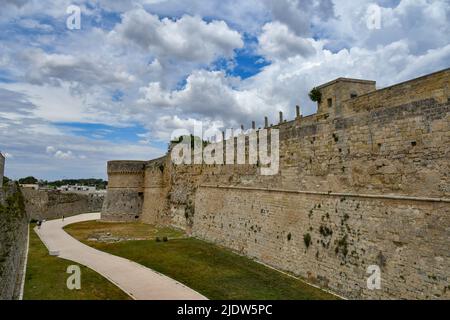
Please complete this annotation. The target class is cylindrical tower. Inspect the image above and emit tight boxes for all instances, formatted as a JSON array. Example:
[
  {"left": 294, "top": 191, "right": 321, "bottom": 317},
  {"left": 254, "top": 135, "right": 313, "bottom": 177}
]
[
  {"left": 102, "top": 160, "right": 146, "bottom": 221},
  {"left": 141, "top": 156, "right": 169, "bottom": 224}
]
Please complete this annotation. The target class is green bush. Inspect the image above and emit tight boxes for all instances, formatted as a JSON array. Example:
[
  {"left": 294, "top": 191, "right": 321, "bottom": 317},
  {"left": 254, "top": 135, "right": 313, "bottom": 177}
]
[
  {"left": 319, "top": 225, "right": 333, "bottom": 237},
  {"left": 3, "top": 176, "right": 10, "bottom": 186},
  {"left": 18, "top": 176, "right": 38, "bottom": 184},
  {"left": 309, "top": 87, "right": 322, "bottom": 103},
  {"left": 303, "top": 233, "right": 312, "bottom": 249}
]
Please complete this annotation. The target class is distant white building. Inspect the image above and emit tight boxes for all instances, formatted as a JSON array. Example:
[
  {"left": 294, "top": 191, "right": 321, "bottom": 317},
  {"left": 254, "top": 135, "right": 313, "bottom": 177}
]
[
  {"left": 57, "top": 185, "right": 97, "bottom": 193},
  {"left": 20, "top": 184, "right": 40, "bottom": 190}
]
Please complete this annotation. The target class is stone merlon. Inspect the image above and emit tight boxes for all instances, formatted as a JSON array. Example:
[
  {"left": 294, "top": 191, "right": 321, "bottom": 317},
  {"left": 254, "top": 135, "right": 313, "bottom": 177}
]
[{"left": 107, "top": 160, "right": 146, "bottom": 174}]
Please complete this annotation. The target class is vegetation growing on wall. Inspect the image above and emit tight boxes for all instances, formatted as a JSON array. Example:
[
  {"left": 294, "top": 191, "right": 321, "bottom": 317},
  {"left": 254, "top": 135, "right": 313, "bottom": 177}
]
[
  {"left": 319, "top": 225, "right": 333, "bottom": 237},
  {"left": 0, "top": 182, "right": 26, "bottom": 219},
  {"left": 303, "top": 233, "right": 312, "bottom": 249},
  {"left": 335, "top": 234, "right": 349, "bottom": 258},
  {"left": 0, "top": 181, "right": 27, "bottom": 299},
  {"left": 308, "top": 87, "right": 322, "bottom": 103},
  {"left": 319, "top": 225, "right": 333, "bottom": 249},
  {"left": 184, "top": 200, "right": 195, "bottom": 227},
  {"left": 170, "top": 134, "right": 211, "bottom": 150}
]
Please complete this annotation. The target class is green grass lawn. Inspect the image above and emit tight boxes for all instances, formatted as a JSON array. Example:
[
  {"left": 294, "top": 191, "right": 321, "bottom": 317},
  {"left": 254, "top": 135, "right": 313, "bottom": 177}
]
[
  {"left": 65, "top": 221, "right": 338, "bottom": 300},
  {"left": 24, "top": 224, "right": 130, "bottom": 300}
]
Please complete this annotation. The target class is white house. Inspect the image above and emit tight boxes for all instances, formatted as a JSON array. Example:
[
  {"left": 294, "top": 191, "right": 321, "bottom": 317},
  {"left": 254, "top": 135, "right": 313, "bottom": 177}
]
[{"left": 57, "top": 185, "right": 97, "bottom": 193}]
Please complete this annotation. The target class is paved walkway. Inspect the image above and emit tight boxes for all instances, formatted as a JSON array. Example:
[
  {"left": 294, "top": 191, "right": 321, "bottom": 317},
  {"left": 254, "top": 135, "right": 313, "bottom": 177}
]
[{"left": 34, "top": 213, "right": 207, "bottom": 300}]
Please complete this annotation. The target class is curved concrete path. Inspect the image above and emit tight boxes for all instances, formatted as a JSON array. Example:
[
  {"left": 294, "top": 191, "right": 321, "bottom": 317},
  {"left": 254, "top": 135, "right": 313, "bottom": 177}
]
[{"left": 34, "top": 213, "right": 207, "bottom": 300}]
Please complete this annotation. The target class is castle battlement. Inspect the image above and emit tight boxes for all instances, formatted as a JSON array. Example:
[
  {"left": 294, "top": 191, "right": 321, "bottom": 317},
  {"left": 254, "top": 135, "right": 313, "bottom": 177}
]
[{"left": 102, "top": 68, "right": 450, "bottom": 299}]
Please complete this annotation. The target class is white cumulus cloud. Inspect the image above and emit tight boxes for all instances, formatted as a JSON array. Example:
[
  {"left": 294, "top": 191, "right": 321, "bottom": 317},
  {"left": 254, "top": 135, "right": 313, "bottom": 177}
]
[
  {"left": 110, "top": 9, "right": 244, "bottom": 64},
  {"left": 258, "top": 22, "right": 316, "bottom": 60}
]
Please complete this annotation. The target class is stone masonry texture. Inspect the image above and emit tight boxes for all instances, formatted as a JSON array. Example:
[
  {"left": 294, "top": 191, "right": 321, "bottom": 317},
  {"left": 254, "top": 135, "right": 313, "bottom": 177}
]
[
  {"left": 102, "top": 68, "right": 450, "bottom": 299},
  {"left": 0, "top": 152, "right": 4, "bottom": 190},
  {"left": 22, "top": 188, "right": 104, "bottom": 220},
  {"left": 0, "top": 182, "right": 28, "bottom": 300}
]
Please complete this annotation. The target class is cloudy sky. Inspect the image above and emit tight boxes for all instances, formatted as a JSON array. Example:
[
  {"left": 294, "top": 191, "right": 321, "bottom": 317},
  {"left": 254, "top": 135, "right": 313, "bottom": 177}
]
[{"left": 0, "top": 0, "right": 449, "bottom": 180}]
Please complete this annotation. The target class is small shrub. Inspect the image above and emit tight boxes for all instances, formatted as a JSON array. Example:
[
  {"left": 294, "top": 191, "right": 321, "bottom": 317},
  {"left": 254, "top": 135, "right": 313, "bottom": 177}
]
[
  {"left": 309, "top": 87, "right": 322, "bottom": 103},
  {"left": 303, "top": 233, "right": 312, "bottom": 248},
  {"left": 377, "top": 251, "right": 387, "bottom": 268},
  {"left": 335, "top": 235, "right": 348, "bottom": 257},
  {"left": 332, "top": 133, "right": 339, "bottom": 142},
  {"left": 319, "top": 226, "right": 333, "bottom": 237}
]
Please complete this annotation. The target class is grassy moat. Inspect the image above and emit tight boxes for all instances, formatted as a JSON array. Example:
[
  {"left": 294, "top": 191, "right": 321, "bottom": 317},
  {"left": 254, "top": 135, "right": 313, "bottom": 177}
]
[
  {"left": 24, "top": 224, "right": 131, "bottom": 300},
  {"left": 64, "top": 221, "right": 338, "bottom": 300}
]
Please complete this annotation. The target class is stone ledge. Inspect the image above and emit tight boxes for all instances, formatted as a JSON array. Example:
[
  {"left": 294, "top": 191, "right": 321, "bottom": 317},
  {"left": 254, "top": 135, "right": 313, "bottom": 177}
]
[{"left": 199, "top": 184, "right": 450, "bottom": 203}]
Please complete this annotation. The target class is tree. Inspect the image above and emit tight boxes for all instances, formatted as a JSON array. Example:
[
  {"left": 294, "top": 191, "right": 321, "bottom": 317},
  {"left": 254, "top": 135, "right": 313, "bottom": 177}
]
[
  {"left": 170, "top": 134, "right": 210, "bottom": 150},
  {"left": 45, "top": 178, "right": 108, "bottom": 189},
  {"left": 309, "top": 87, "right": 322, "bottom": 103},
  {"left": 18, "top": 176, "right": 38, "bottom": 184}
]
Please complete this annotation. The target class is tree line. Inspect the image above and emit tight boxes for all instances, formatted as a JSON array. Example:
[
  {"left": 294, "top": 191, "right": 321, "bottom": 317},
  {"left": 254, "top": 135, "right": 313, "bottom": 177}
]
[{"left": 16, "top": 176, "right": 108, "bottom": 189}]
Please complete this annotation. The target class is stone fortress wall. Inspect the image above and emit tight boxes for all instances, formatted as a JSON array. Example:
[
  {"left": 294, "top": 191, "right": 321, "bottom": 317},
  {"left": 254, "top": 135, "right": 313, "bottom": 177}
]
[
  {"left": 22, "top": 188, "right": 105, "bottom": 220},
  {"left": 0, "top": 152, "right": 105, "bottom": 299},
  {"left": 102, "top": 160, "right": 146, "bottom": 221},
  {"left": 0, "top": 152, "right": 4, "bottom": 203},
  {"left": 0, "top": 154, "right": 29, "bottom": 300},
  {"left": 0, "top": 152, "right": 4, "bottom": 186},
  {"left": 102, "top": 68, "right": 450, "bottom": 299}
]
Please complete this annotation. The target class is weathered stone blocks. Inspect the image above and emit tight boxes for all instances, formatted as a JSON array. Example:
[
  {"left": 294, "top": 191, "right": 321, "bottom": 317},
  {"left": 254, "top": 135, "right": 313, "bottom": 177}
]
[{"left": 102, "top": 68, "right": 450, "bottom": 299}]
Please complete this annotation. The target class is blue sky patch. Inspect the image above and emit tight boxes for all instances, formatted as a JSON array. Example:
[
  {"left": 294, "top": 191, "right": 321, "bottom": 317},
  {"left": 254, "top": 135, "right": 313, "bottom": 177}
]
[
  {"left": 55, "top": 122, "right": 147, "bottom": 143},
  {"left": 229, "top": 51, "right": 270, "bottom": 79},
  {"left": 111, "top": 90, "right": 124, "bottom": 102},
  {"left": 213, "top": 35, "right": 270, "bottom": 80}
]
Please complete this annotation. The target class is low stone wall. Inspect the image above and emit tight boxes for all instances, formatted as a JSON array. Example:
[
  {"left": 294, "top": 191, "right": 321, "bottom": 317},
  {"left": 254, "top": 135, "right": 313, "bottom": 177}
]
[
  {"left": 194, "top": 186, "right": 450, "bottom": 300},
  {"left": 22, "top": 188, "right": 104, "bottom": 220},
  {"left": 0, "top": 182, "right": 28, "bottom": 300}
]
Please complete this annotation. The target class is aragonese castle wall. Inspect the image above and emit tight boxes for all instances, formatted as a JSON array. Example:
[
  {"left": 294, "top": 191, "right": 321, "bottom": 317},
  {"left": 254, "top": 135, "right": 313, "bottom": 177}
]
[
  {"left": 22, "top": 189, "right": 105, "bottom": 220},
  {"left": 102, "top": 68, "right": 450, "bottom": 299},
  {"left": 102, "top": 161, "right": 146, "bottom": 221}
]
